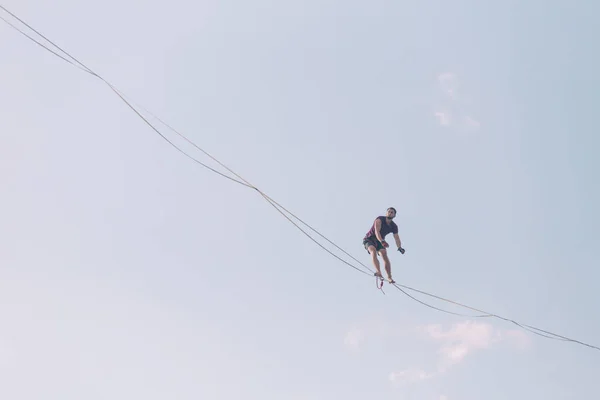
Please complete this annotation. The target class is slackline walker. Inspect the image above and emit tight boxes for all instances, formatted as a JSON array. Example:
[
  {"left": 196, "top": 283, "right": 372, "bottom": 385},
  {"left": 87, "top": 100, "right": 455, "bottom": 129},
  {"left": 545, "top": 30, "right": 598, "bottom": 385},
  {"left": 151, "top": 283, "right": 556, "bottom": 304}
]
[{"left": 362, "top": 207, "right": 405, "bottom": 292}]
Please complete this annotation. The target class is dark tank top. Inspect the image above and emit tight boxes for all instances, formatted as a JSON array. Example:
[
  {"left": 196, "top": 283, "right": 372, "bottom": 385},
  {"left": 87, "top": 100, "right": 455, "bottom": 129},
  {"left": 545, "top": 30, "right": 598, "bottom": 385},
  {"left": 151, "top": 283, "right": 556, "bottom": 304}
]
[{"left": 364, "top": 216, "right": 398, "bottom": 240}]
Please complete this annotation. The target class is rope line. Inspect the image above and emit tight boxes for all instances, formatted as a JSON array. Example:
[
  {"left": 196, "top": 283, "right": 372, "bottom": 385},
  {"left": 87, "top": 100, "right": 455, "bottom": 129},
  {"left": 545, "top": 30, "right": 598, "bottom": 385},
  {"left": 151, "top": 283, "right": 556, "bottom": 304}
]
[{"left": 2, "top": 5, "right": 598, "bottom": 353}]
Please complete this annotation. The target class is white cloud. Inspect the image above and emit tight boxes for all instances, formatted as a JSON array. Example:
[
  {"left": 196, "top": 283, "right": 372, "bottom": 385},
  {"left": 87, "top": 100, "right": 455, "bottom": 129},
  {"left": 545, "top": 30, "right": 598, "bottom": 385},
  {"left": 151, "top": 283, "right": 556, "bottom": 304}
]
[
  {"left": 499, "top": 328, "right": 532, "bottom": 349},
  {"left": 344, "top": 318, "right": 529, "bottom": 388},
  {"left": 440, "top": 395, "right": 448, "bottom": 400},
  {"left": 435, "top": 111, "right": 451, "bottom": 126},
  {"left": 388, "top": 368, "right": 432, "bottom": 385},
  {"left": 342, "top": 318, "right": 415, "bottom": 352},
  {"left": 343, "top": 328, "right": 363, "bottom": 350},
  {"left": 464, "top": 116, "right": 481, "bottom": 130},
  {"left": 424, "top": 321, "right": 498, "bottom": 369},
  {"left": 387, "top": 320, "right": 531, "bottom": 387},
  {"left": 438, "top": 72, "right": 458, "bottom": 99},
  {"left": 422, "top": 321, "right": 531, "bottom": 372},
  {"left": 434, "top": 72, "right": 481, "bottom": 131}
]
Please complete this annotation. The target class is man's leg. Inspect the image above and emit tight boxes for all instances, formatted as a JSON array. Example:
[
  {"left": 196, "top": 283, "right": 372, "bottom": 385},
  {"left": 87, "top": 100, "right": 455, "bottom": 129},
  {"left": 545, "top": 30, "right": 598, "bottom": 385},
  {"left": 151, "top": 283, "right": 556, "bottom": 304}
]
[
  {"left": 380, "top": 249, "right": 394, "bottom": 282},
  {"left": 367, "top": 244, "right": 383, "bottom": 277}
]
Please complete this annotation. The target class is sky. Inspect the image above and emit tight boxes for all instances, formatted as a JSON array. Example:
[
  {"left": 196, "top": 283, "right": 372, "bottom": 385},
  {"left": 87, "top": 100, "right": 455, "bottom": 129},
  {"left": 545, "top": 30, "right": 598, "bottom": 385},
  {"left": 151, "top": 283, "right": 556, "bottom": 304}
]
[{"left": 1, "top": 0, "right": 599, "bottom": 399}]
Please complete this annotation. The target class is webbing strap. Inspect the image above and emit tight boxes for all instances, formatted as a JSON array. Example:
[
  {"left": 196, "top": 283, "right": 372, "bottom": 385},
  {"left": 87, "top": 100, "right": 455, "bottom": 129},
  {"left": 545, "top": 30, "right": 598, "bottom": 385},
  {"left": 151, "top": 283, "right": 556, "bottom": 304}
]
[{"left": 375, "top": 274, "right": 385, "bottom": 295}]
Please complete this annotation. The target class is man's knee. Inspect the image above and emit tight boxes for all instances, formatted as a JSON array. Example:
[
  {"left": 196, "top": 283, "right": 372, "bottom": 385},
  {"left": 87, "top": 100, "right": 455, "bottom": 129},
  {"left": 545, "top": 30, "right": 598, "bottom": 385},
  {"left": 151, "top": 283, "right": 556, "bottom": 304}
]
[
  {"left": 367, "top": 245, "right": 378, "bottom": 255},
  {"left": 381, "top": 250, "right": 390, "bottom": 261}
]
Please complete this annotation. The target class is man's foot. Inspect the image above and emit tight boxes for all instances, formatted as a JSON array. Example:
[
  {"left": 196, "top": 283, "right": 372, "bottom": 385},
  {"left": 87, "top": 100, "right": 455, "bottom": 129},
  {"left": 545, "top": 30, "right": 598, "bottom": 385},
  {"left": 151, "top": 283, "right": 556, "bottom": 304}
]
[
  {"left": 387, "top": 277, "right": 395, "bottom": 284},
  {"left": 374, "top": 271, "right": 383, "bottom": 279}
]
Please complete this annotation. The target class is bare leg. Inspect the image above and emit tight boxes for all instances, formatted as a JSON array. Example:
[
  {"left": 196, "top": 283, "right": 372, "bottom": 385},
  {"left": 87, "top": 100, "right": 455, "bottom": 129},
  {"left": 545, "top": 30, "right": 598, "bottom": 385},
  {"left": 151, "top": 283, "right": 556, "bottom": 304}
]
[
  {"left": 381, "top": 250, "right": 394, "bottom": 282},
  {"left": 368, "top": 245, "right": 382, "bottom": 277}
]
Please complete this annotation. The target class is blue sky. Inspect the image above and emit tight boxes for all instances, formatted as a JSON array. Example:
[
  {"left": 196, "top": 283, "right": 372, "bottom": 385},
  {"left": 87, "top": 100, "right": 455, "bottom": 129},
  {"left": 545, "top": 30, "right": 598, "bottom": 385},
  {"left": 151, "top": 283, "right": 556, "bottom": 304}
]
[{"left": 1, "top": 0, "right": 599, "bottom": 399}]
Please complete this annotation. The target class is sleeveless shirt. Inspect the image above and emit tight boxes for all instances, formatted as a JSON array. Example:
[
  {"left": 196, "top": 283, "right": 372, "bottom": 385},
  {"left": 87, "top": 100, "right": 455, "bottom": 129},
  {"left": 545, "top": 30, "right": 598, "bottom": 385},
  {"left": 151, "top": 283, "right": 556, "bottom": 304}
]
[{"left": 364, "top": 216, "right": 398, "bottom": 240}]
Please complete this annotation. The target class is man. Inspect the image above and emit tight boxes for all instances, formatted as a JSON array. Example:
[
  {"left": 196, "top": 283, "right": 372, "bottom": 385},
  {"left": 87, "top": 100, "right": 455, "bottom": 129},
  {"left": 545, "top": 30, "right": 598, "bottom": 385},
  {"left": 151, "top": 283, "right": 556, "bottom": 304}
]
[{"left": 363, "top": 207, "right": 405, "bottom": 284}]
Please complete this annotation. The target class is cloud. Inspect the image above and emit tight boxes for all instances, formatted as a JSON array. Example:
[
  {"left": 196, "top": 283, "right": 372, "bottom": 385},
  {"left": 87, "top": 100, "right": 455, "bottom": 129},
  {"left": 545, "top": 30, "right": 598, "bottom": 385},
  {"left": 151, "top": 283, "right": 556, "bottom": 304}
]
[
  {"left": 386, "top": 320, "right": 531, "bottom": 387},
  {"left": 343, "top": 328, "right": 363, "bottom": 350},
  {"left": 423, "top": 321, "right": 498, "bottom": 369},
  {"left": 437, "top": 72, "right": 458, "bottom": 99},
  {"left": 434, "top": 111, "right": 451, "bottom": 126},
  {"left": 464, "top": 116, "right": 481, "bottom": 130},
  {"left": 344, "top": 318, "right": 529, "bottom": 389},
  {"left": 421, "top": 321, "right": 530, "bottom": 373},
  {"left": 499, "top": 328, "right": 532, "bottom": 349},
  {"left": 389, "top": 368, "right": 433, "bottom": 385},
  {"left": 434, "top": 72, "right": 481, "bottom": 130},
  {"left": 440, "top": 396, "right": 448, "bottom": 400},
  {"left": 342, "top": 317, "right": 415, "bottom": 352}
]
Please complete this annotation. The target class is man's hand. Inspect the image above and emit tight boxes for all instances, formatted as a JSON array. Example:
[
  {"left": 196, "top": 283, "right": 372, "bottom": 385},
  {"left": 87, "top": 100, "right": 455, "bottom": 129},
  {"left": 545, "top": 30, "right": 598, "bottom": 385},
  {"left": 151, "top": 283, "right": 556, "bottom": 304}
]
[
  {"left": 381, "top": 240, "right": 389, "bottom": 248},
  {"left": 398, "top": 247, "right": 405, "bottom": 254}
]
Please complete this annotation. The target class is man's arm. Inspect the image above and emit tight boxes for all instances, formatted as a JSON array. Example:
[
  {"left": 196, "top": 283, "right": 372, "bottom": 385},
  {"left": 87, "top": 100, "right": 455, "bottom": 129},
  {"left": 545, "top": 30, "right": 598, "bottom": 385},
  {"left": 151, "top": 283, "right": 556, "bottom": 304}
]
[
  {"left": 374, "top": 218, "right": 384, "bottom": 242},
  {"left": 393, "top": 233, "right": 405, "bottom": 253},
  {"left": 393, "top": 233, "right": 402, "bottom": 248}
]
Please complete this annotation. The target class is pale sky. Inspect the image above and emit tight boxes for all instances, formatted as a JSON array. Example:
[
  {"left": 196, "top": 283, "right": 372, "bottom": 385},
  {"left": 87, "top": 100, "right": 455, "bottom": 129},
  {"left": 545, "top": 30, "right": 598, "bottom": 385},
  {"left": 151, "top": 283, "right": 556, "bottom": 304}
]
[{"left": 1, "top": 1, "right": 599, "bottom": 399}]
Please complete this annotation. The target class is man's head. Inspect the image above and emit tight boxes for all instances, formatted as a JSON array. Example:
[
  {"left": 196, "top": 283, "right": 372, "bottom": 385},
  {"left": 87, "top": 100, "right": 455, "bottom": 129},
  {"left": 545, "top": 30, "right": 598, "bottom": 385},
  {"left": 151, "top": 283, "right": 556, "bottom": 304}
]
[{"left": 386, "top": 207, "right": 397, "bottom": 219}]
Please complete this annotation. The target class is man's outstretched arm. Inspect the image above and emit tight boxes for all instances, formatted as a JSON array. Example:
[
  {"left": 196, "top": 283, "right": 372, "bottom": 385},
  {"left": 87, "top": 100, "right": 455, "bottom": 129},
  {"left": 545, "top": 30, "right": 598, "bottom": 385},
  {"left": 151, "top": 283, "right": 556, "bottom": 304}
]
[{"left": 393, "top": 233, "right": 405, "bottom": 253}]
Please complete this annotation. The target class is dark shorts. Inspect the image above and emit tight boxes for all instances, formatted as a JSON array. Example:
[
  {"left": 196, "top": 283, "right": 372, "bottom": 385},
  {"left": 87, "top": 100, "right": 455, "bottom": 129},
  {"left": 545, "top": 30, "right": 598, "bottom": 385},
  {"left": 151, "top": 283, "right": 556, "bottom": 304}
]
[{"left": 363, "top": 236, "right": 383, "bottom": 254}]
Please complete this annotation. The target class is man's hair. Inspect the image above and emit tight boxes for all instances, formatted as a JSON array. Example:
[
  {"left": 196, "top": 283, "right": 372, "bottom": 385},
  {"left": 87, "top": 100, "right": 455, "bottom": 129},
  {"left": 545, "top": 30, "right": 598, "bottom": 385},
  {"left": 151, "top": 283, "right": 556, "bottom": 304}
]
[{"left": 387, "top": 207, "right": 397, "bottom": 213}]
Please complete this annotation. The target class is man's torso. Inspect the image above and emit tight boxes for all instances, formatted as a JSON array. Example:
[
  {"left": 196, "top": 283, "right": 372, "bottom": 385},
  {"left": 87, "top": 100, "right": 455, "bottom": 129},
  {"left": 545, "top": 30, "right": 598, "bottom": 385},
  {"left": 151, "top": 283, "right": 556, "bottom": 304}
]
[{"left": 364, "top": 216, "right": 398, "bottom": 240}]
